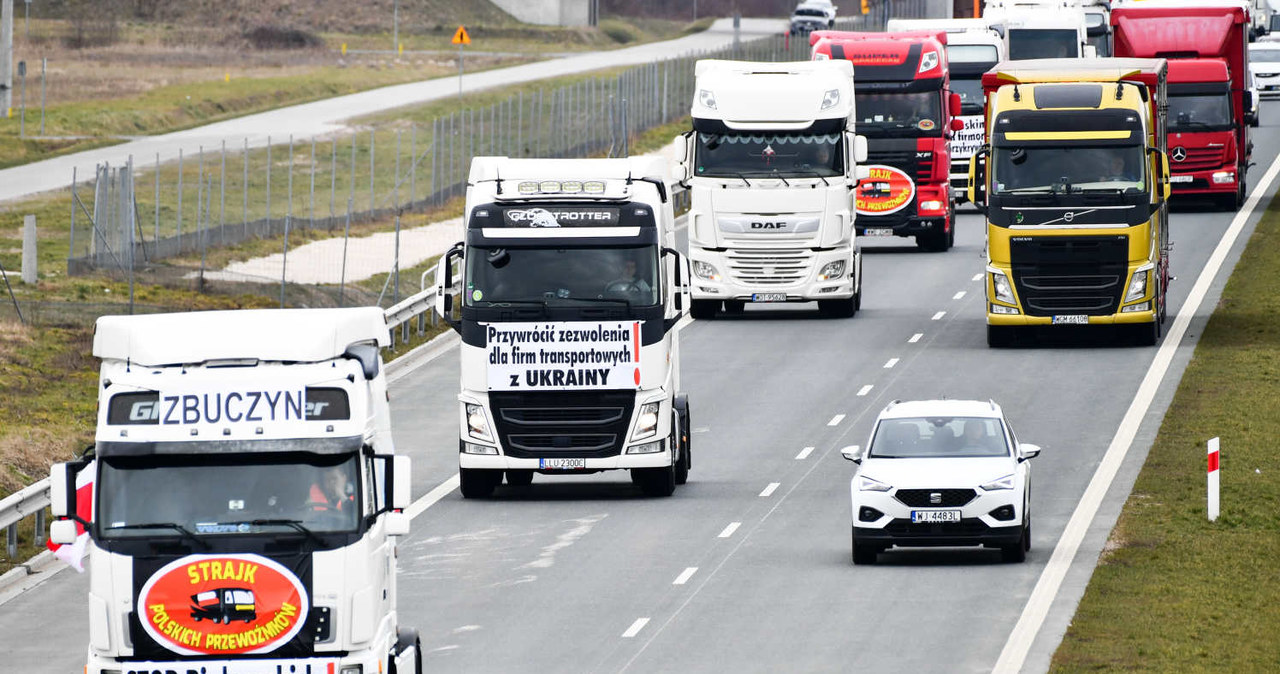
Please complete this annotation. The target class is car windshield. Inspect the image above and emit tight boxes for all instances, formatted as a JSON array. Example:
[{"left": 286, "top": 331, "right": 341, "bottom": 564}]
[
  {"left": 1250, "top": 48, "right": 1280, "bottom": 63},
  {"left": 97, "top": 451, "right": 363, "bottom": 538},
  {"left": 694, "top": 131, "right": 844, "bottom": 178},
  {"left": 854, "top": 91, "right": 942, "bottom": 138},
  {"left": 869, "top": 417, "right": 1009, "bottom": 458},
  {"left": 1169, "top": 94, "right": 1232, "bottom": 130},
  {"left": 1008, "top": 30, "right": 1079, "bottom": 60},
  {"left": 992, "top": 145, "right": 1146, "bottom": 194},
  {"left": 795, "top": 8, "right": 826, "bottom": 17},
  {"left": 466, "top": 245, "right": 660, "bottom": 307}
]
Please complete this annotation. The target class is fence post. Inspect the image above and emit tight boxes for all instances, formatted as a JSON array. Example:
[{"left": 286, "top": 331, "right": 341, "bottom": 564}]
[
  {"left": 369, "top": 128, "right": 376, "bottom": 216},
  {"left": 265, "top": 138, "right": 273, "bottom": 237},
  {"left": 395, "top": 129, "right": 402, "bottom": 211},
  {"left": 518, "top": 90, "right": 523, "bottom": 157},
  {"left": 154, "top": 153, "right": 160, "bottom": 248},
  {"left": 196, "top": 146, "right": 205, "bottom": 267},
  {"left": 243, "top": 138, "right": 249, "bottom": 240},
  {"left": 69, "top": 168, "right": 77, "bottom": 265},
  {"left": 219, "top": 141, "right": 226, "bottom": 248},
  {"left": 330, "top": 137, "right": 337, "bottom": 227},
  {"left": 177, "top": 149, "right": 184, "bottom": 251},
  {"left": 309, "top": 137, "right": 317, "bottom": 226},
  {"left": 410, "top": 124, "right": 416, "bottom": 208},
  {"left": 340, "top": 199, "right": 352, "bottom": 307},
  {"left": 431, "top": 118, "right": 438, "bottom": 205}
]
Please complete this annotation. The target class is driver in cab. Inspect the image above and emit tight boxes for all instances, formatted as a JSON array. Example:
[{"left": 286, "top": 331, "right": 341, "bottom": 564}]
[
  {"left": 309, "top": 466, "right": 356, "bottom": 513},
  {"left": 607, "top": 256, "right": 652, "bottom": 296}
]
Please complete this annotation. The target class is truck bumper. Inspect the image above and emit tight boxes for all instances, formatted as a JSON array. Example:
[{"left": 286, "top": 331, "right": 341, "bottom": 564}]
[
  {"left": 856, "top": 186, "right": 952, "bottom": 237},
  {"left": 687, "top": 246, "right": 857, "bottom": 302},
  {"left": 1169, "top": 167, "right": 1239, "bottom": 195},
  {"left": 986, "top": 309, "right": 1157, "bottom": 327},
  {"left": 459, "top": 437, "right": 674, "bottom": 471}
]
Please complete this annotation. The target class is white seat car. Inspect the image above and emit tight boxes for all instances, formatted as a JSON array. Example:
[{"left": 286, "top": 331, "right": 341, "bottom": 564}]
[{"left": 841, "top": 399, "right": 1041, "bottom": 565}]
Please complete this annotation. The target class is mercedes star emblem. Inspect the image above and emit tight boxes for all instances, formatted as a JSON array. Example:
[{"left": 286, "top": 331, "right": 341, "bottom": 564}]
[{"left": 1171, "top": 146, "right": 1187, "bottom": 163}]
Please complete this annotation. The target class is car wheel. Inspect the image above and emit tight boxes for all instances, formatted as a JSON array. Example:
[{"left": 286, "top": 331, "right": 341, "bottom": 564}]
[
  {"left": 1002, "top": 511, "right": 1029, "bottom": 563},
  {"left": 505, "top": 470, "right": 534, "bottom": 487},
  {"left": 459, "top": 468, "right": 499, "bottom": 498},
  {"left": 852, "top": 529, "right": 878, "bottom": 565}
]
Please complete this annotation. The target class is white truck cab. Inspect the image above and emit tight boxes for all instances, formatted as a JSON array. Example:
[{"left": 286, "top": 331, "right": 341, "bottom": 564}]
[
  {"left": 984, "top": 0, "right": 1093, "bottom": 59},
  {"left": 435, "top": 156, "right": 692, "bottom": 498},
  {"left": 677, "top": 59, "right": 869, "bottom": 319},
  {"left": 49, "top": 307, "right": 420, "bottom": 674}
]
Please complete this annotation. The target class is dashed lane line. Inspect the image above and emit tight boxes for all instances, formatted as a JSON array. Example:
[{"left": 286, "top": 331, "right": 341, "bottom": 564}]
[
  {"left": 759, "top": 483, "right": 780, "bottom": 497},
  {"left": 828, "top": 414, "right": 845, "bottom": 426},
  {"left": 884, "top": 358, "right": 899, "bottom": 369},
  {"left": 909, "top": 333, "right": 923, "bottom": 343},
  {"left": 622, "top": 618, "right": 650, "bottom": 639},
  {"left": 795, "top": 446, "right": 815, "bottom": 460},
  {"left": 857, "top": 385, "right": 874, "bottom": 396},
  {"left": 673, "top": 568, "right": 698, "bottom": 586},
  {"left": 932, "top": 311, "right": 946, "bottom": 320},
  {"left": 717, "top": 522, "right": 741, "bottom": 538}
]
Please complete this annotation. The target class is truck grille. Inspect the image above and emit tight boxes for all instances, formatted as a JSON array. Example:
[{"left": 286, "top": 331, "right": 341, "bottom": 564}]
[
  {"left": 490, "top": 391, "right": 634, "bottom": 459},
  {"left": 895, "top": 489, "right": 977, "bottom": 508},
  {"left": 1010, "top": 236, "right": 1128, "bottom": 316},
  {"left": 725, "top": 247, "right": 814, "bottom": 286},
  {"left": 869, "top": 149, "right": 932, "bottom": 182},
  {"left": 1172, "top": 146, "right": 1225, "bottom": 172}
]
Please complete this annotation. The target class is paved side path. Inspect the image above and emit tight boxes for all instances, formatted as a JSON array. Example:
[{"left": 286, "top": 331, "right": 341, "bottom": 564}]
[{"left": 1, "top": 18, "right": 785, "bottom": 204}]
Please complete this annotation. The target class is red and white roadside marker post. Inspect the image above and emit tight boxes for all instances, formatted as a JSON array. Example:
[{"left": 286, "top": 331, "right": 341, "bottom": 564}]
[{"left": 1207, "top": 437, "right": 1220, "bottom": 522}]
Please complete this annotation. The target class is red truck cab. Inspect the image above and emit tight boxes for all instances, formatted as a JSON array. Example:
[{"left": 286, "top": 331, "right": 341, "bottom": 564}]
[
  {"left": 811, "top": 30, "right": 964, "bottom": 251},
  {"left": 1111, "top": 2, "right": 1253, "bottom": 209}
]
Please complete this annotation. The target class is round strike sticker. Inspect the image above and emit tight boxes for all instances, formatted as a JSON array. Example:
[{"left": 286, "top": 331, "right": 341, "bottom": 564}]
[
  {"left": 917, "top": 119, "right": 936, "bottom": 131},
  {"left": 856, "top": 165, "right": 917, "bottom": 216},
  {"left": 138, "top": 554, "right": 309, "bottom": 656}
]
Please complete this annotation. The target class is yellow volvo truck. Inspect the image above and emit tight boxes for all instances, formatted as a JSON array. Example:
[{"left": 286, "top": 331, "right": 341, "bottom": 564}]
[{"left": 968, "top": 58, "right": 1172, "bottom": 346}]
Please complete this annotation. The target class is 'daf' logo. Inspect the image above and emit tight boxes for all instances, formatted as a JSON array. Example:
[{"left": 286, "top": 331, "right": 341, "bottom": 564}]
[
  {"left": 138, "top": 554, "right": 309, "bottom": 656},
  {"left": 856, "top": 165, "right": 916, "bottom": 216}
]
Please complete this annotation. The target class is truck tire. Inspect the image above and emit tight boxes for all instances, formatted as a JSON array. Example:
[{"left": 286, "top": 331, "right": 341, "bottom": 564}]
[
  {"left": 916, "top": 227, "right": 952, "bottom": 252},
  {"left": 817, "top": 297, "right": 856, "bottom": 318},
  {"left": 505, "top": 470, "right": 534, "bottom": 487},
  {"left": 459, "top": 468, "right": 499, "bottom": 498},
  {"left": 987, "top": 325, "right": 1015, "bottom": 348},
  {"left": 392, "top": 628, "right": 422, "bottom": 674},
  {"left": 673, "top": 431, "right": 689, "bottom": 486},
  {"left": 634, "top": 463, "right": 676, "bottom": 497},
  {"left": 722, "top": 300, "right": 745, "bottom": 315},
  {"left": 690, "top": 300, "right": 719, "bottom": 319}
]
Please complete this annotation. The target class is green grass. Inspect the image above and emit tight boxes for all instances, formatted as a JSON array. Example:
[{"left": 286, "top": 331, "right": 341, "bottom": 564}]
[{"left": 1049, "top": 195, "right": 1280, "bottom": 672}]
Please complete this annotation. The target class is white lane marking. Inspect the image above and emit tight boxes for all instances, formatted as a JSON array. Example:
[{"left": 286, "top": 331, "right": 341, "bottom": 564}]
[
  {"left": 795, "top": 446, "right": 815, "bottom": 460},
  {"left": 884, "top": 358, "right": 899, "bottom": 369},
  {"left": 673, "top": 567, "right": 698, "bottom": 585},
  {"left": 932, "top": 311, "right": 946, "bottom": 320},
  {"left": 718, "top": 522, "right": 741, "bottom": 538},
  {"left": 972, "top": 273, "right": 983, "bottom": 282},
  {"left": 857, "top": 384, "right": 874, "bottom": 396},
  {"left": 909, "top": 333, "right": 923, "bottom": 343},
  {"left": 759, "top": 482, "right": 780, "bottom": 497},
  {"left": 992, "top": 149, "right": 1280, "bottom": 674},
  {"left": 953, "top": 291, "right": 967, "bottom": 300},
  {"left": 406, "top": 473, "right": 461, "bottom": 520},
  {"left": 622, "top": 618, "right": 650, "bottom": 638},
  {"left": 828, "top": 414, "right": 845, "bottom": 426}
]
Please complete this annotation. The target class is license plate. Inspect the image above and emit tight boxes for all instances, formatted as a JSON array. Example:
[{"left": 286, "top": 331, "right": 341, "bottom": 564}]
[
  {"left": 911, "top": 510, "right": 961, "bottom": 523},
  {"left": 1052, "top": 314, "right": 1089, "bottom": 325},
  {"left": 124, "top": 660, "right": 338, "bottom": 674},
  {"left": 862, "top": 228, "right": 895, "bottom": 237},
  {"left": 539, "top": 458, "right": 586, "bottom": 470},
  {"left": 1169, "top": 175, "right": 1193, "bottom": 184},
  {"left": 751, "top": 293, "right": 787, "bottom": 302}
]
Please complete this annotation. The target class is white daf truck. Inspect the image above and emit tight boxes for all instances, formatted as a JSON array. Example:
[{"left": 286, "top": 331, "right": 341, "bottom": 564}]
[
  {"left": 677, "top": 59, "right": 869, "bottom": 319},
  {"left": 435, "top": 156, "right": 692, "bottom": 498},
  {"left": 48, "top": 307, "right": 420, "bottom": 674}
]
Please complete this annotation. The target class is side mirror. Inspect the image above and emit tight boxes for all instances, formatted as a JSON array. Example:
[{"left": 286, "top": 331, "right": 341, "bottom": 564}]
[
  {"left": 50, "top": 463, "right": 70, "bottom": 518},
  {"left": 949, "top": 92, "right": 962, "bottom": 117},
  {"left": 840, "top": 445, "right": 862, "bottom": 463},
  {"left": 384, "top": 511, "right": 411, "bottom": 537},
  {"left": 855, "top": 165, "right": 872, "bottom": 181},
  {"left": 663, "top": 247, "right": 685, "bottom": 314},
  {"left": 950, "top": 118, "right": 965, "bottom": 133},
  {"left": 1243, "top": 90, "right": 1255, "bottom": 116},
  {"left": 50, "top": 519, "right": 80, "bottom": 545},
  {"left": 854, "top": 134, "right": 868, "bottom": 163},
  {"left": 967, "top": 147, "right": 989, "bottom": 212},
  {"left": 435, "top": 243, "right": 464, "bottom": 330},
  {"left": 391, "top": 455, "right": 412, "bottom": 510},
  {"left": 1018, "top": 443, "right": 1042, "bottom": 460},
  {"left": 670, "top": 133, "right": 692, "bottom": 185}
]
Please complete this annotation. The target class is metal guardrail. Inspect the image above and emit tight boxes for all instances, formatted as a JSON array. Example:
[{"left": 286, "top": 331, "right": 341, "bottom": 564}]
[{"left": 1, "top": 479, "right": 50, "bottom": 561}]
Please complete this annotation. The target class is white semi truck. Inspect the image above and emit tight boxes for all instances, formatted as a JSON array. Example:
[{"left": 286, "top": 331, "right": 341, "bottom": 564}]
[
  {"left": 48, "top": 307, "right": 420, "bottom": 674},
  {"left": 983, "top": 0, "right": 1093, "bottom": 59},
  {"left": 435, "top": 156, "right": 691, "bottom": 498},
  {"left": 678, "top": 59, "right": 869, "bottom": 319}
]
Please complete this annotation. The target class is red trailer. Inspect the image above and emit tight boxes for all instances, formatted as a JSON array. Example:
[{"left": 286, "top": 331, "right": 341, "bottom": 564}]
[
  {"left": 1111, "top": 1, "right": 1253, "bottom": 209},
  {"left": 811, "top": 30, "right": 964, "bottom": 251}
]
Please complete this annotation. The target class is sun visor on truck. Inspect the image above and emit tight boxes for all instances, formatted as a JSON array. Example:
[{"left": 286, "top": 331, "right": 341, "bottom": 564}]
[
  {"left": 692, "top": 118, "right": 845, "bottom": 135},
  {"left": 992, "top": 109, "right": 1144, "bottom": 147},
  {"left": 96, "top": 435, "right": 365, "bottom": 457}
]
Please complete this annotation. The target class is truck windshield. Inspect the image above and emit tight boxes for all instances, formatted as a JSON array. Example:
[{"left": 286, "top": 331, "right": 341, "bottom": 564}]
[
  {"left": 992, "top": 145, "right": 1146, "bottom": 194},
  {"left": 869, "top": 417, "right": 1009, "bottom": 459},
  {"left": 1251, "top": 48, "right": 1280, "bottom": 62},
  {"left": 1169, "top": 94, "right": 1232, "bottom": 131},
  {"left": 97, "top": 452, "right": 362, "bottom": 539},
  {"left": 694, "top": 131, "right": 844, "bottom": 178},
  {"left": 854, "top": 92, "right": 942, "bottom": 138},
  {"left": 947, "top": 44, "right": 999, "bottom": 64},
  {"left": 466, "top": 245, "right": 660, "bottom": 308},
  {"left": 951, "top": 78, "right": 985, "bottom": 115},
  {"left": 1008, "top": 30, "right": 1079, "bottom": 60}
]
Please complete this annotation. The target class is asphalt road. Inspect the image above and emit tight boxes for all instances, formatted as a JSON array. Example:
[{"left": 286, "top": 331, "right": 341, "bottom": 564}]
[
  {"left": 0, "top": 18, "right": 787, "bottom": 204},
  {"left": 3, "top": 103, "right": 1277, "bottom": 673}
]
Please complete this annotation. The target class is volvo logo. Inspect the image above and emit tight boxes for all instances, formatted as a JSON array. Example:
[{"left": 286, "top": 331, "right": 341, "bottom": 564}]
[
  {"left": 930, "top": 492, "right": 942, "bottom": 505},
  {"left": 1063, "top": 211, "right": 1075, "bottom": 223},
  {"left": 1171, "top": 146, "right": 1188, "bottom": 163}
]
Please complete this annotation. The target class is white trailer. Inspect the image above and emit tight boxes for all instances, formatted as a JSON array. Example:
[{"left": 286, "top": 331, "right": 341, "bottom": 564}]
[
  {"left": 435, "top": 156, "right": 692, "bottom": 498},
  {"left": 49, "top": 307, "right": 420, "bottom": 674},
  {"left": 677, "top": 59, "right": 869, "bottom": 319}
]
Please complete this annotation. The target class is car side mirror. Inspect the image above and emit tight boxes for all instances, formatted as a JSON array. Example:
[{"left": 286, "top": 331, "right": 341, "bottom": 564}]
[
  {"left": 1018, "top": 443, "right": 1042, "bottom": 461},
  {"left": 840, "top": 445, "right": 862, "bottom": 463}
]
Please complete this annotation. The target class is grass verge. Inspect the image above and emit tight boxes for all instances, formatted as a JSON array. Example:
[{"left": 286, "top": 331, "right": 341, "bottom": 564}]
[{"left": 1049, "top": 195, "right": 1280, "bottom": 671}]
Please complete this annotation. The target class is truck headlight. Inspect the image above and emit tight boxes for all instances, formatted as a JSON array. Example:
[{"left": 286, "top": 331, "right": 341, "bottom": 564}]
[
  {"left": 632, "top": 402, "right": 660, "bottom": 441},
  {"left": 340, "top": 666, "right": 363, "bottom": 674},
  {"left": 818, "top": 260, "right": 846, "bottom": 281},
  {"left": 990, "top": 270, "right": 1015, "bottom": 305},
  {"left": 858, "top": 475, "right": 892, "bottom": 492},
  {"left": 1212, "top": 171, "right": 1235, "bottom": 184},
  {"left": 820, "top": 88, "right": 841, "bottom": 110},
  {"left": 698, "top": 89, "right": 717, "bottom": 110},
  {"left": 1124, "top": 268, "right": 1149, "bottom": 303},
  {"left": 981, "top": 474, "right": 1015, "bottom": 491},
  {"left": 692, "top": 261, "right": 721, "bottom": 282},
  {"left": 627, "top": 440, "right": 664, "bottom": 455},
  {"left": 462, "top": 442, "right": 498, "bottom": 455},
  {"left": 919, "top": 200, "right": 944, "bottom": 212},
  {"left": 466, "top": 403, "right": 493, "bottom": 442}
]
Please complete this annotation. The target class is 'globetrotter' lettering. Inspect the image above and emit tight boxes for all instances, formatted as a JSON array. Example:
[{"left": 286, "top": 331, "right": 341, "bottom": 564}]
[
  {"left": 486, "top": 321, "right": 642, "bottom": 391},
  {"left": 137, "top": 554, "right": 310, "bottom": 656}
]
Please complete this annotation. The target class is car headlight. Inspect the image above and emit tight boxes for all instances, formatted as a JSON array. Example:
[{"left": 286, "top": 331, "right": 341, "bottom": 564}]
[
  {"left": 692, "top": 261, "right": 721, "bottom": 282},
  {"left": 698, "top": 89, "right": 717, "bottom": 110},
  {"left": 858, "top": 475, "right": 892, "bottom": 492},
  {"left": 820, "top": 88, "right": 841, "bottom": 110},
  {"left": 818, "top": 260, "right": 846, "bottom": 281},
  {"left": 981, "top": 474, "right": 1015, "bottom": 491},
  {"left": 991, "top": 270, "right": 1015, "bottom": 304},
  {"left": 632, "top": 402, "right": 660, "bottom": 441},
  {"left": 466, "top": 403, "right": 493, "bottom": 442},
  {"left": 1124, "top": 268, "right": 1149, "bottom": 303}
]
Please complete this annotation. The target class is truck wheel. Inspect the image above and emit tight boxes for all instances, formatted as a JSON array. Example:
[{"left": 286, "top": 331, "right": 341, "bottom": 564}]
[
  {"left": 916, "top": 228, "right": 951, "bottom": 252},
  {"left": 722, "top": 300, "right": 745, "bottom": 314},
  {"left": 505, "top": 470, "right": 534, "bottom": 487},
  {"left": 818, "top": 297, "right": 856, "bottom": 318},
  {"left": 673, "top": 431, "right": 689, "bottom": 486},
  {"left": 987, "top": 325, "right": 1015, "bottom": 348},
  {"left": 459, "top": 468, "right": 499, "bottom": 498},
  {"left": 690, "top": 300, "right": 719, "bottom": 319},
  {"left": 1133, "top": 318, "right": 1160, "bottom": 347},
  {"left": 635, "top": 464, "right": 676, "bottom": 497}
]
